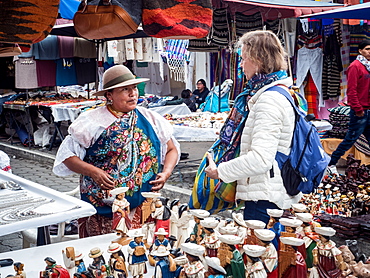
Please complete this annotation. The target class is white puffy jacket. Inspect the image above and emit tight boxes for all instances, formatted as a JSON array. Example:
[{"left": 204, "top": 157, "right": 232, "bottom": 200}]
[{"left": 217, "top": 77, "right": 302, "bottom": 209}]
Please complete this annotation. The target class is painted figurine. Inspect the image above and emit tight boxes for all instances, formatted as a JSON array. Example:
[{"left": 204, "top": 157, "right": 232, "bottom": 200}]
[
  {"left": 217, "top": 235, "right": 244, "bottom": 278},
  {"left": 127, "top": 229, "right": 148, "bottom": 278},
  {"left": 279, "top": 237, "right": 307, "bottom": 278},
  {"left": 74, "top": 250, "right": 87, "bottom": 274},
  {"left": 200, "top": 217, "right": 220, "bottom": 258},
  {"left": 204, "top": 256, "right": 226, "bottom": 278},
  {"left": 150, "top": 228, "right": 171, "bottom": 267},
  {"left": 152, "top": 197, "right": 171, "bottom": 236},
  {"left": 279, "top": 218, "right": 306, "bottom": 262},
  {"left": 107, "top": 243, "right": 128, "bottom": 278},
  {"left": 62, "top": 247, "right": 77, "bottom": 278},
  {"left": 309, "top": 227, "right": 345, "bottom": 278},
  {"left": 180, "top": 243, "right": 206, "bottom": 278},
  {"left": 40, "top": 257, "right": 70, "bottom": 278},
  {"left": 170, "top": 199, "right": 180, "bottom": 239},
  {"left": 244, "top": 220, "right": 266, "bottom": 245},
  {"left": 88, "top": 247, "right": 110, "bottom": 278},
  {"left": 254, "top": 229, "right": 278, "bottom": 278},
  {"left": 111, "top": 187, "right": 131, "bottom": 244},
  {"left": 189, "top": 209, "right": 210, "bottom": 244},
  {"left": 141, "top": 192, "right": 161, "bottom": 248},
  {"left": 243, "top": 245, "right": 268, "bottom": 278},
  {"left": 152, "top": 245, "right": 176, "bottom": 278},
  {"left": 266, "top": 209, "right": 285, "bottom": 251},
  {"left": 176, "top": 205, "right": 193, "bottom": 247},
  {"left": 13, "top": 262, "right": 26, "bottom": 278},
  {"left": 231, "top": 213, "right": 248, "bottom": 254}
]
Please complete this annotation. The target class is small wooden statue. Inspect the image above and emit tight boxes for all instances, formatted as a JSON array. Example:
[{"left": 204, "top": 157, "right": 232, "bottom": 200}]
[
  {"left": 279, "top": 237, "right": 307, "bottom": 278},
  {"left": 110, "top": 187, "right": 131, "bottom": 245},
  {"left": 204, "top": 256, "right": 226, "bottom": 278},
  {"left": 176, "top": 204, "right": 193, "bottom": 247},
  {"left": 200, "top": 218, "right": 220, "bottom": 258},
  {"left": 74, "top": 250, "right": 87, "bottom": 274},
  {"left": 88, "top": 247, "right": 110, "bottom": 278},
  {"left": 152, "top": 197, "right": 171, "bottom": 236},
  {"left": 254, "top": 229, "right": 278, "bottom": 278},
  {"left": 266, "top": 209, "right": 285, "bottom": 251},
  {"left": 62, "top": 247, "right": 76, "bottom": 278},
  {"left": 243, "top": 245, "right": 268, "bottom": 278},
  {"left": 170, "top": 199, "right": 180, "bottom": 239},
  {"left": 149, "top": 228, "right": 171, "bottom": 267},
  {"left": 217, "top": 235, "right": 244, "bottom": 278},
  {"left": 40, "top": 257, "right": 70, "bottom": 278},
  {"left": 152, "top": 245, "right": 177, "bottom": 278},
  {"left": 189, "top": 209, "right": 210, "bottom": 244},
  {"left": 180, "top": 243, "right": 206, "bottom": 278},
  {"left": 127, "top": 229, "right": 148, "bottom": 278},
  {"left": 107, "top": 243, "right": 128, "bottom": 278},
  {"left": 141, "top": 192, "right": 161, "bottom": 248},
  {"left": 244, "top": 220, "right": 266, "bottom": 246},
  {"left": 13, "top": 262, "right": 26, "bottom": 278}
]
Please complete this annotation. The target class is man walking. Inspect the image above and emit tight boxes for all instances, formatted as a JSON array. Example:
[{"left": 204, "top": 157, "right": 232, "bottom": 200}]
[{"left": 328, "top": 40, "right": 370, "bottom": 173}]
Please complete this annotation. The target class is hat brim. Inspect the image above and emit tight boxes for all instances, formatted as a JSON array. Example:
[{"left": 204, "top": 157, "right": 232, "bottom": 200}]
[
  {"left": 232, "top": 214, "right": 248, "bottom": 228},
  {"left": 93, "top": 78, "right": 150, "bottom": 97},
  {"left": 89, "top": 251, "right": 103, "bottom": 258},
  {"left": 75, "top": 254, "right": 84, "bottom": 261},
  {"left": 152, "top": 250, "right": 170, "bottom": 257},
  {"left": 205, "top": 259, "right": 226, "bottom": 274}
]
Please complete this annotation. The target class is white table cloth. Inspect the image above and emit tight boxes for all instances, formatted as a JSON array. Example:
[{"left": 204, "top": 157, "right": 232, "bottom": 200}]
[
  {"left": 149, "top": 103, "right": 191, "bottom": 116},
  {"left": 50, "top": 100, "right": 103, "bottom": 122},
  {"left": 173, "top": 125, "right": 219, "bottom": 142}
]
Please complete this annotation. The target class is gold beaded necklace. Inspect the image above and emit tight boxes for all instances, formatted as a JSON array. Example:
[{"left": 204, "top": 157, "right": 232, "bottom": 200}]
[{"left": 107, "top": 104, "right": 127, "bottom": 118}]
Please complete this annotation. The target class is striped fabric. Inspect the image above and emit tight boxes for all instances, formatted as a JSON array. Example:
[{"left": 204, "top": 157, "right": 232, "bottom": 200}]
[
  {"left": 304, "top": 73, "right": 319, "bottom": 118},
  {"left": 340, "top": 26, "right": 351, "bottom": 98}
]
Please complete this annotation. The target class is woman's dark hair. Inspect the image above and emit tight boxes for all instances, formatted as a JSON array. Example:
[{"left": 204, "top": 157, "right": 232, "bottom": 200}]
[
  {"left": 181, "top": 89, "right": 192, "bottom": 99},
  {"left": 197, "top": 79, "right": 207, "bottom": 87},
  {"left": 359, "top": 40, "right": 370, "bottom": 50},
  {"left": 204, "top": 227, "right": 214, "bottom": 233}
]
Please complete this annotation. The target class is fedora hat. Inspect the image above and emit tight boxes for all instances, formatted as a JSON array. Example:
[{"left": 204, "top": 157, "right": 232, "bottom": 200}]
[
  {"left": 74, "top": 250, "right": 84, "bottom": 261},
  {"left": 205, "top": 256, "right": 226, "bottom": 274},
  {"left": 94, "top": 65, "right": 149, "bottom": 96},
  {"left": 243, "top": 245, "right": 266, "bottom": 257},
  {"left": 232, "top": 213, "right": 248, "bottom": 228},
  {"left": 154, "top": 228, "right": 168, "bottom": 236},
  {"left": 141, "top": 192, "right": 161, "bottom": 199},
  {"left": 152, "top": 245, "right": 170, "bottom": 257},
  {"left": 190, "top": 209, "right": 210, "bottom": 219},
  {"left": 88, "top": 247, "right": 103, "bottom": 258},
  {"left": 110, "top": 187, "right": 129, "bottom": 197},
  {"left": 266, "top": 209, "right": 284, "bottom": 218},
  {"left": 107, "top": 243, "right": 122, "bottom": 253},
  {"left": 254, "top": 229, "right": 275, "bottom": 242},
  {"left": 245, "top": 220, "right": 266, "bottom": 230}
]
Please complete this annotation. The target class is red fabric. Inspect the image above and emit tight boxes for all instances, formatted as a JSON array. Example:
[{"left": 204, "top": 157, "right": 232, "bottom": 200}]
[
  {"left": 50, "top": 266, "right": 70, "bottom": 278},
  {"left": 346, "top": 60, "right": 370, "bottom": 113},
  {"left": 206, "top": 249, "right": 218, "bottom": 257},
  {"left": 317, "top": 254, "right": 342, "bottom": 278},
  {"left": 154, "top": 219, "right": 170, "bottom": 237},
  {"left": 267, "top": 268, "right": 278, "bottom": 278},
  {"left": 281, "top": 252, "right": 307, "bottom": 278},
  {"left": 112, "top": 211, "right": 132, "bottom": 231},
  {"left": 304, "top": 72, "right": 318, "bottom": 118}
]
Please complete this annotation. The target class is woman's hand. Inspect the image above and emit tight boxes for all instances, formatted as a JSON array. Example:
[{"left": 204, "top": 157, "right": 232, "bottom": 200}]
[
  {"left": 205, "top": 153, "right": 219, "bottom": 179},
  {"left": 89, "top": 167, "right": 115, "bottom": 190},
  {"left": 149, "top": 172, "right": 171, "bottom": 192}
]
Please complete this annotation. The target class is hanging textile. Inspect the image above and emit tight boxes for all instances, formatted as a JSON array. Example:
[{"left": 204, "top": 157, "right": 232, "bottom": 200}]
[
  {"left": 163, "top": 39, "right": 190, "bottom": 82},
  {"left": 234, "top": 12, "right": 263, "bottom": 38},
  {"left": 210, "top": 8, "right": 230, "bottom": 47},
  {"left": 340, "top": 26, "right": 351, "bottom": 98},
  {"left": 304, "top": 72, "right": 319, "bottom": 118}
]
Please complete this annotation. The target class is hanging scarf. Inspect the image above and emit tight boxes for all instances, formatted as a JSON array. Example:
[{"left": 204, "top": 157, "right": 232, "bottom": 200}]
[
  {"left": 357, "top": 54, "right": 370, "bottom": 72},
  {"left": 82, "top": 109, "right": 161, "bottom": 215}
]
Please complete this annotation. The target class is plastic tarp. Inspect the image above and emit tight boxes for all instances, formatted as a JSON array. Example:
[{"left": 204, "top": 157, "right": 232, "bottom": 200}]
[
  {"left": 218, "top": 0, "right": 343, "bottom": 20},
  {"left": 300, "top": 2, "right": 370, "bottom": 19},
  {"left": 59, "top": 0, "right": 80, "bottom": 20}
]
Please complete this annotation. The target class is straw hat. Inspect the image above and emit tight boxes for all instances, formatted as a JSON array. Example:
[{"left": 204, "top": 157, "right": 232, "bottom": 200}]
[
  {"left": 279, "top": 218, "right": 303, "bottom": 228},
  {"left": 245, "top": 220, "right": 266, "bottom": 230},
  {"left": 154, "top": 228, "right": 168, "bottom": 236},
  {"left": 190, "top": 209, "right": 210, "bottom": 219},
  {"left": 315, "top": 227, "right": 336, "bottom": 237},
  {"left": 205, "top": 256, "right": 226, "bottom": 274},
  {"left": 291, "top": 204, "right": 307, "bottom": 212},
  {"left": 128, "top": 229, "right": 145, "bottom": 238},
  {"left": 254, "top": 229, "right": 275, "bottom": 242},
  {"left": 141, "top": 192, "right": 161, "bottom": 199},
  {"left": 280, "top": 237, "right": 304, "bottom": 246},
  {"left": 363, "top": 195, "right": 370, "bottom": 201},
  {"left": 94, "top": 65, "right": 149, "bottom": 96},
  {"left": 295, "top": 213, "right": 313, "bottom": 223},
  {"left": 266, "top": 209, "right": 284, "bottom": 218},
  {"left": 200, "top": 218, "right": 219, "bottom": 229},
  {"left": 342, "top": 197, "right": 349, "bottom": 203},
  {"left": 218, "top": 235, "right": 242, "bottom": 245},
  {"left": 243, "top": 245, "right": 266, "bottom": 257},
  {"left": 74, "top": 250, "right": 84, "bottom": 261},
  {"left": 152, "top": 245, "right": 170, "bottom": 257},
  {"left": 324, "top": 184, "right": 332, "bottom": 189},
  {"left": 110, "top": 187, "right": 129, "bottom": 197},
  {"left": 218, "top": 226, "right": 238, "bottom": 235},
  {"left": 347, "top": 192, "right": 354, "bottom": 197},
  {"left": 332, "top": 187, "right": 339, "bottom": 191},
  {"left": 181, "top": 243, "right": 205, "bottom": 257},
  {"left": 89, "top": 247, "right": 103, "bottom": 258},
  {"left": 107, "top": 243, "right": 123, "bottom": 253},
  {"left": 232, "top": 213, "right": 248, "bottom": 228}
]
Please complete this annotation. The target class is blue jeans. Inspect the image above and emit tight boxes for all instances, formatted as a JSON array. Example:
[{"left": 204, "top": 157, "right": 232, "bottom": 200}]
[
  {"left": 330, "top": 109, "right": 370, "bottom": 165},
  {"left": 243, "top": 200, "right": 279, "bottom": 225}
]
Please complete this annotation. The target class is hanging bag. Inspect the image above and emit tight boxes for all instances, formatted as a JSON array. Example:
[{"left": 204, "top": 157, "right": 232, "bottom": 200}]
[
  {"left": 73, "top": 0, "right": 142, "bottom": 40},
  {"left": 142, "top": 0, "right": 213, "bottom": 39}
]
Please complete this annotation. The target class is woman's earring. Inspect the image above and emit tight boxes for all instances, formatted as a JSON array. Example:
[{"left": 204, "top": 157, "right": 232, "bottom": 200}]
[{"left": 107, "top": 99, "right": 113, "bottom": 105}]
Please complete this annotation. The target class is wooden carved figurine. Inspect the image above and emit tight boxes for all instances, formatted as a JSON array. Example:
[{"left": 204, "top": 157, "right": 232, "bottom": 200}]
[
  {"left": 170, "top": 199, "right": 180, "bottom": 239},
  {"left": 13, "top": 262, "right": 26, "bottom": 278},
  {"left": 279, "top": 237, "right": 307, "bottom": 278},
  {"left": 176, "top": 204, "right": 193, "bottom": 247},
  {"left": 244, "top": 220, "right": 266, "bottom": 246},
  {"left": 180, "top": 243, "right": 206, "bottom": 278},
  {"left": 152, "top": 245, "right": 177, "bottom": 278},
  {"left": 141, "top": 192, "right": 161, "bottom": 248},
  {"left": 243, "top": 245, "right": 268, "bottom": 278},
  {"left": 254, "top": 229, "right": 278, "bottom": 278},
  {"left": 110, "top": 187, "right": 131, "bottom": 245},
  {"left": 62, "top": 247, "right": 76, "bottom": 278},
  {"left": 266, "top": 209, "right": 285, "bottom": 251},
  {"left": 74, "top": 250, "right": 87, "bottom": 274},
  {"left": 149, "top": 228, "right": 171, "bottom": 267},
  {"left": 189, "top": 209, "right": 210, "bottom": 244},
  {"left": 152, "top": 197, "right": 171, "bottom": 236},
  {"left": 88, "top": 247, "right": 110, "bottom": 278},
  {"left": 200, "top": 218, "right": 220, "bottom": 258},
  {"left": 127, "top": 229, "right": 148, "bottom": 278},
  {"left": 231, "top": 213, "right": 248, "bottom": 254},
  {"left": 107, "top": 243, "right": 128, "bottom": 278},
  {"left": 204, "top": 256, "right": 226, "bottom": 278},
  {"left": 40, "top": 257, "right": 70, "bottom": 278},
  {"left": 217, "top": 235, "right": 244, "bottom": 278}
]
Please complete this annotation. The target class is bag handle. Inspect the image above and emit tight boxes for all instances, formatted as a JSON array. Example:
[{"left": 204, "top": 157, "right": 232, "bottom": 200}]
[{"left": 80, "top": 0, "right": 111, "bottom": 12}]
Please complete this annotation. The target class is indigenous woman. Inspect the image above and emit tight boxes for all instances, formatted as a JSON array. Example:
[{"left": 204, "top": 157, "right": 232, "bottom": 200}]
[{"left": 53, "top": 65, "right": 180, "bottom": 237}]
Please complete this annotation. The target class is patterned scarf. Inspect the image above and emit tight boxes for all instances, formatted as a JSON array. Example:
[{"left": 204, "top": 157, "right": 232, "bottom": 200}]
[{"left": 357, "top": 54, "right": 370, "bottom": 72}]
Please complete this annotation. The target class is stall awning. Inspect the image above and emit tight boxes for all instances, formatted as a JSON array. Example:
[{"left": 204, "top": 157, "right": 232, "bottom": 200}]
[
  {"left": 220, "top": 0, "right": 343, "bottom": 20},
  {"left": 300, "top": 2, "right": 370, "bottom": 19}
]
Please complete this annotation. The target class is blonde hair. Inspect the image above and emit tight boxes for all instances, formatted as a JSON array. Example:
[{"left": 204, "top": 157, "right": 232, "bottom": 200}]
[{"left": 238, "top": 30, "right": 287, "bottom": 74}]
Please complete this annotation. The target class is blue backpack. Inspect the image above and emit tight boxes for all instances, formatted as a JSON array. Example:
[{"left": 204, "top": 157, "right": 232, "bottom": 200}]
[{"left": 272, "top": 86, "right": 330, "bottom": 196}]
